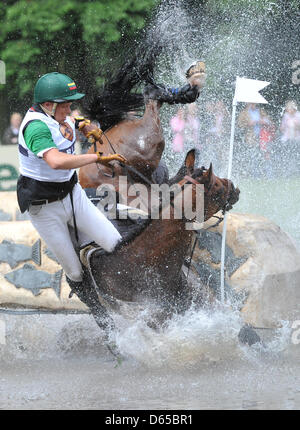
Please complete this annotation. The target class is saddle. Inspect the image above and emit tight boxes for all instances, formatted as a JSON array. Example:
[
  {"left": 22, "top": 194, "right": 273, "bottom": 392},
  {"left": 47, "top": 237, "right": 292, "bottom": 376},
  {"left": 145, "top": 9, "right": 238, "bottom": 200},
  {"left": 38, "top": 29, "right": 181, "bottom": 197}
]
[
  {"left": 84, "top": 187, "right": 150, "bottom": 242},
  {"left": 79, "top": 189, "right": 151, "bottom": 311}
]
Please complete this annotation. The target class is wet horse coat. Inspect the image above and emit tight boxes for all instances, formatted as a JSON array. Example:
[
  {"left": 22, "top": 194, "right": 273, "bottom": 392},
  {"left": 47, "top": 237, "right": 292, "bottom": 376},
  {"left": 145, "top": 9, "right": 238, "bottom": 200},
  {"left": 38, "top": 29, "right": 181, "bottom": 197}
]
[
  {"left": 79, "top": 100, "right": 165, "bottom": 197},
  {"left": 85, "top": 150, "right": 240, "bottom": 316}
]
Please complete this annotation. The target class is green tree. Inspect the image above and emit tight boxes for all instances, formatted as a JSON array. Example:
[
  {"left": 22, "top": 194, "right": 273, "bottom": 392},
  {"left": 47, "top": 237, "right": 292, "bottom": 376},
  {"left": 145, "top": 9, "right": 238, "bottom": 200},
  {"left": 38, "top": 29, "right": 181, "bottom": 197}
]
[
  {"left": 180, "top": 0, "right": 300, "bottom": 114},
  {"left": 0, "top": 0, "right": 157, "bottom": 134}
]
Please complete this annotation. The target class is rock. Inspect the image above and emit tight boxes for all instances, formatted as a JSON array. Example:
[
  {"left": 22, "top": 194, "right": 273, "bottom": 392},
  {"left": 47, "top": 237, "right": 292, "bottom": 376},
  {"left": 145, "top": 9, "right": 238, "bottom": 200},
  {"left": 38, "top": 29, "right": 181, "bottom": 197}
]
[
  {"left": 0, "top": 221, "right": 87, "bottom": 311},
  {"left": 0, "top": 191, "right": 23, "bottom": 221},
  {"left": 192, "top": 212, "right": 300, "bottom": 328},
  {"left": 1, "top": 205, "right": 299, "bottom": 327}
]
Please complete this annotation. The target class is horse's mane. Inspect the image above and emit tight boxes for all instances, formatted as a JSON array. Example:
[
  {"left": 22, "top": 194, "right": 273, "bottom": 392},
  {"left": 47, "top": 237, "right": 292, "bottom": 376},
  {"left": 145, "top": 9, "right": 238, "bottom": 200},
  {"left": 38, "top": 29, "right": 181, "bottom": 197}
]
[{"left": 85, "top": 33, "right": 163, "bottom": 131}]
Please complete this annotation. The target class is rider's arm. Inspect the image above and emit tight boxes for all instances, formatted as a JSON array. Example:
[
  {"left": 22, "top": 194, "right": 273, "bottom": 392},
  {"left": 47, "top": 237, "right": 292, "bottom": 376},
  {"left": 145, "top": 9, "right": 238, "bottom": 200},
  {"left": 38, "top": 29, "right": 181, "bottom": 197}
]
[
  {"left": 43, "top": 148, "right": 98, "bottom": 170},
  {"left": 24, "top": 120, "right": 98, "bottom": 169},
  {"left": 23, "top": 120, "right": 56, "bottom": 157},
  {"left": 24, "top": 119, "right": 126, "bottom": 170}
]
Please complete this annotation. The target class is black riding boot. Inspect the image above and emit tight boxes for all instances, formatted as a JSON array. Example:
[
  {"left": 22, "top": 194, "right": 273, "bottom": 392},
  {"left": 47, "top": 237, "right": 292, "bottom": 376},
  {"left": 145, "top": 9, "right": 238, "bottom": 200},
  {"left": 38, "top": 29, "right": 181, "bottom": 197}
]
[
  {"left": 143, "top": 82, "right": 200, "bottom": 105},
  {"left": 66, "top": 274, "right": 115, "bottom": 335}
]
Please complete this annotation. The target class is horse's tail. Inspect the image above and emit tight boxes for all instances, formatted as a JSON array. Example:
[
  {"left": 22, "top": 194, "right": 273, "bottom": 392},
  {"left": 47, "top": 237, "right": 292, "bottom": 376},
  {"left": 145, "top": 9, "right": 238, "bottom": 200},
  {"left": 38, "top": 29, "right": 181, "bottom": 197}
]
[{"left": 86, "top": 29, "right": 164, "bottom": 130}]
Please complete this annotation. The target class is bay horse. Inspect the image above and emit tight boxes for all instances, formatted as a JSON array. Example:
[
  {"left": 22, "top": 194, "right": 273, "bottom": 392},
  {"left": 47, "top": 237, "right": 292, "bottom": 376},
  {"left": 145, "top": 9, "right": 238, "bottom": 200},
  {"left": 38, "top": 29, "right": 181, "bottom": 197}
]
[
  {"left": 79, "top": 60, "right": 206, "bottom": 194},
  {"left": 75, "top": 48, "right": 238, "bottom": 331},
  {"left": 72, "top": 36, "right": 261, "bottom": 351},
  {"left": 79, "top": 150, "right": 240, "bottom": 334}
]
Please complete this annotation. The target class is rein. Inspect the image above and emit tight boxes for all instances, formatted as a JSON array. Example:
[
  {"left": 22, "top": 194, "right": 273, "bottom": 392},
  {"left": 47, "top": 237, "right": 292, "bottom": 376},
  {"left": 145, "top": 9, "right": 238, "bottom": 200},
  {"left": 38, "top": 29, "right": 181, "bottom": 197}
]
[
  {"left": 92, "top": 130, "right": 233, "bottom": 234},
  {"left": 181, "top": 174, "right": 233, "bottom": 283}
]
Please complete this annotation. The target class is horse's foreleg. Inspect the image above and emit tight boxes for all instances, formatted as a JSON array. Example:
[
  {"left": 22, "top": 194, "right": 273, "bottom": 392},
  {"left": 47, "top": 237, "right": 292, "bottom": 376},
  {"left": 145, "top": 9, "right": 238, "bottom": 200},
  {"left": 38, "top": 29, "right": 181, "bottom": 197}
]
[
  {"left": 143, "top": 82, "right": 200, "bottom": 105},
  {"left": 172, "top": 271, "right": 195, "bottom": 314}
]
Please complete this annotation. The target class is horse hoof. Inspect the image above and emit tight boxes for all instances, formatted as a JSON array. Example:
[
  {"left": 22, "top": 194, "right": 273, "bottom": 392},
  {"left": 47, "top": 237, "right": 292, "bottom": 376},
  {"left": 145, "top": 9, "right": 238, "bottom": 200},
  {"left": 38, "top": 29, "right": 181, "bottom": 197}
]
[
  {"left": 186, "top": 61, "right": 206, "bottom": 90},
  {"left": 238, "top": 324, "right": 261, "bottom": 346},
  {"left": 186, "top": 61, "right": 205, "bottom": 77}
]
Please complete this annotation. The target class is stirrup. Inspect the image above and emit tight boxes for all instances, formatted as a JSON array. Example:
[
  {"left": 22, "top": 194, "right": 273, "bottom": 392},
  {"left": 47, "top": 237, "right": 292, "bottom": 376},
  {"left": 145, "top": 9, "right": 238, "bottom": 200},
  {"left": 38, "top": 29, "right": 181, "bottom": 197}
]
[
  {"left": 80, "top": 244, "right": 99, "bottom": 268},
  {"left": 82, "top": 245, "right": 120, "bottom": 312}
]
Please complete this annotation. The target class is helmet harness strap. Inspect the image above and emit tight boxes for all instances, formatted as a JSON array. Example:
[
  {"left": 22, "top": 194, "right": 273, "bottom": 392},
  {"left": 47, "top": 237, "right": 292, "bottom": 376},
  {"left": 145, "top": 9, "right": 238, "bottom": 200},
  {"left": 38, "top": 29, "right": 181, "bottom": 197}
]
[{"left": 40, "top": 102, "right": 58, "bottom": 118}]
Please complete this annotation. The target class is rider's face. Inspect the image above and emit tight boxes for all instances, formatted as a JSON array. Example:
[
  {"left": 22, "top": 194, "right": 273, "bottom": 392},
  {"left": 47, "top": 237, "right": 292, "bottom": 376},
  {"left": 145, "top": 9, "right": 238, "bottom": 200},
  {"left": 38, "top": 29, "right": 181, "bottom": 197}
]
[{"left": 54, "top": 102, "right": 72, "bottom": 124}]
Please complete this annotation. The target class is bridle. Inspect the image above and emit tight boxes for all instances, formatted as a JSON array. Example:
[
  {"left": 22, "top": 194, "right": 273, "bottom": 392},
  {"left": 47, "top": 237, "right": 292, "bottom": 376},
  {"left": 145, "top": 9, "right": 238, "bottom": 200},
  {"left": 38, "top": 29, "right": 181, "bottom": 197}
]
[
  {"left": 93, "top": 129, "right": 234, "bottom": 223},
  {"left": 179, "top": 173, "right": 233, "bottom": 222}
]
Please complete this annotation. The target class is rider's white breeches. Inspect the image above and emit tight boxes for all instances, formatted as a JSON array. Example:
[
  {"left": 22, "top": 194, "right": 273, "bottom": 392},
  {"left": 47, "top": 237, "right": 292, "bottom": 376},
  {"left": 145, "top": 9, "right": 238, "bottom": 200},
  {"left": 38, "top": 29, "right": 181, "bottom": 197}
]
[{"left": 28, "top": 183, "right": 121, "bottom": 282}]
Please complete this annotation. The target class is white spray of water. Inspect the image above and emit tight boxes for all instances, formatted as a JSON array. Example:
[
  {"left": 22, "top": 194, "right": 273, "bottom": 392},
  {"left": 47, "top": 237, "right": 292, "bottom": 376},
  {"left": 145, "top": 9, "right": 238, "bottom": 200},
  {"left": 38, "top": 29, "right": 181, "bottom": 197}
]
[{"left": 111, "top": 303, "right": 293, "bottom": 369}]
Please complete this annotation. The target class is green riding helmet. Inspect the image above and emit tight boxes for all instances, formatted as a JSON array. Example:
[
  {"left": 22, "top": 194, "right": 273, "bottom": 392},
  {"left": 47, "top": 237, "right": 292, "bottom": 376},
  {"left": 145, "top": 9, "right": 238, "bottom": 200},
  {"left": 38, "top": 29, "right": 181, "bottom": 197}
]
[{"left": 33, "top": 72, "right": 85, "bottom": 104}]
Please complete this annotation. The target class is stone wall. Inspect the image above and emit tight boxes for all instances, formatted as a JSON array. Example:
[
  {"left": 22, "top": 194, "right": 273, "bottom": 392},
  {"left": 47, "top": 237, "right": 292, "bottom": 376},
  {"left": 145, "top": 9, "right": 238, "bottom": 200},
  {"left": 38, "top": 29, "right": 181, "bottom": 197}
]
[
  {"left": 0, "top": 192, "right": 86, "bottom": 310},
  {"left": 1, "top": 192, "right": 299, "bottom": 326},
  {"left": 192, "top": 213, "right": 300, "bottom": 328}
]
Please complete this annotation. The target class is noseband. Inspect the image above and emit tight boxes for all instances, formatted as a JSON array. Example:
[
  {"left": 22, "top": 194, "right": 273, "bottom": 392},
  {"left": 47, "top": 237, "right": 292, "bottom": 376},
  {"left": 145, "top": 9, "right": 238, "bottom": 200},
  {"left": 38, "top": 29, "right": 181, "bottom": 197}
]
[{"left": 181, "top": 174, "right": 234, "bottom": 226}]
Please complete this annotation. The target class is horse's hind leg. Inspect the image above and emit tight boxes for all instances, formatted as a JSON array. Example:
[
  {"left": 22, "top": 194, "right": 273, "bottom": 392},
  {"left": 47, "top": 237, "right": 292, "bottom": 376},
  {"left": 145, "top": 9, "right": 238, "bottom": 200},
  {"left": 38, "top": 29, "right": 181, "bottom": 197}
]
[{"left": 146, "top": 273, "right": 195, "bottom": 330}]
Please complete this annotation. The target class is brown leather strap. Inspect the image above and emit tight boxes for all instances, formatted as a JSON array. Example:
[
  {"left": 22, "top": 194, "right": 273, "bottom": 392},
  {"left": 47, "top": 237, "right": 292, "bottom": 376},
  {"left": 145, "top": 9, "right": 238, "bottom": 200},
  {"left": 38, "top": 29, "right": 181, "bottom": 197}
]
[{"left": 183, "top": 175, "right": 200, "bottom": 186}]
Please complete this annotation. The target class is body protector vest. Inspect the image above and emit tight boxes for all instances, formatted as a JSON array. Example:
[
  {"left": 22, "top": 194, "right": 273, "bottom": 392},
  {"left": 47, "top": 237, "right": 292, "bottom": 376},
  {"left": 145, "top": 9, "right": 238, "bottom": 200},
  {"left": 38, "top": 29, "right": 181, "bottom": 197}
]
[
  {"left": 17, "top": 107, "right": 78, "bottom": 212},
  {"left": 18, "top": 108, "right": 76, "bottom": 182}
]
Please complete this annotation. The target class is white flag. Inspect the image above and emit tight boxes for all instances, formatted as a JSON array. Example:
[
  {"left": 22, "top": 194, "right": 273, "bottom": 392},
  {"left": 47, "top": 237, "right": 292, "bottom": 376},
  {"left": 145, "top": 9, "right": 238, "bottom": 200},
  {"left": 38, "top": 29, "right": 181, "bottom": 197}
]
[{"left": 234, "top": 76, "right": 270, "bottom": 104}]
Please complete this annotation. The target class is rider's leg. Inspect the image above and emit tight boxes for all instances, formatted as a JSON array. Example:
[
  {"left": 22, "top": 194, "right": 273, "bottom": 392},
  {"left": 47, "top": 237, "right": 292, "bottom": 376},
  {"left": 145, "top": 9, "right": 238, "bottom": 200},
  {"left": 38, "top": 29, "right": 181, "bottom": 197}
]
[
  {"left": 28, "top": 199, "right": 84, "bottom": 282},
  {"left": 66, "top": 269, "right": 115, "bottom": 334},
  {"left": 70, "top": 183, "right": 122, "bottom": 253},
  {"left": 28, "top": 191, "right": 118, "bottom": 338}
]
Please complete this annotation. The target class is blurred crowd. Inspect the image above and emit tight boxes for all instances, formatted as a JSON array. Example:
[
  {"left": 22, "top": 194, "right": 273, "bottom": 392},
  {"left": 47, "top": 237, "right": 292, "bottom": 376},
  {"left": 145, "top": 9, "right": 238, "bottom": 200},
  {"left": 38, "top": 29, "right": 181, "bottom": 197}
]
[
  {"left": 2, "top": 99, "right": 300, "bottom": 177},
  {"left": 0, "top": 107, "right": 92, "bottom": 153},
  {"left": 170, "top": 99, "right": 300, "bottom": 176}
]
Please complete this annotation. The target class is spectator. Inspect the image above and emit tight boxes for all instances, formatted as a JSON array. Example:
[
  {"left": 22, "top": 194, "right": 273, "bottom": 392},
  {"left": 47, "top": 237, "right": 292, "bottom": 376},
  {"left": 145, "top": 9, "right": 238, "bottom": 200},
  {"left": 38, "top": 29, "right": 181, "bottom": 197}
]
[
  {"left": 185, "top": 103, "right": 200, "bottom": 149},
  {"left": 170, "top": 107, "right": 186, "bottom": 152},
  {"left": 259, "top": 109, "right": 276, "bottom": 159},
  {"left": 280, "top": 100, "right": 300, "bottom": 141},
  {"left": 238, "top": 103, "right": 265, "bottom": 147},
  {"left": 278, "top": 100, "right": 300, "bottom": 173},
  {"left": 2, "top": 112, "right": 22, "bottom": 145}
]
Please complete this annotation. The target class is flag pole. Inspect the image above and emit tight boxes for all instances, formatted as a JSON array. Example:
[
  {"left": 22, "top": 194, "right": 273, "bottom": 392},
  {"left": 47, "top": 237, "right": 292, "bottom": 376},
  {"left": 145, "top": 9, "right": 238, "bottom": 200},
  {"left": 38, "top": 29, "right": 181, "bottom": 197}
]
[
  {"left": 220, "top": 95, "right": 237, "bottom": 303},
  {"left": 219, "top": 76, "right": 269, "bottom": 303}
]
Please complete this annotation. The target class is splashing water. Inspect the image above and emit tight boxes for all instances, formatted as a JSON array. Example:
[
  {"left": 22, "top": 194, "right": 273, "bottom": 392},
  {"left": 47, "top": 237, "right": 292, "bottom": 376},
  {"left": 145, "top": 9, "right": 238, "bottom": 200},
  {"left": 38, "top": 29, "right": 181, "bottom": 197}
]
[
  {"left": 113, "top": 305, "right": 243, "bottom": 368},
  {"left": 107, "top": 301, "right": 293, "bottom": 369},
  {"left": 141, "top": 0, "right": 300, "bottom": 244},
  {"left": 0, "top": 304, "right": 293, "bottom": 370}
]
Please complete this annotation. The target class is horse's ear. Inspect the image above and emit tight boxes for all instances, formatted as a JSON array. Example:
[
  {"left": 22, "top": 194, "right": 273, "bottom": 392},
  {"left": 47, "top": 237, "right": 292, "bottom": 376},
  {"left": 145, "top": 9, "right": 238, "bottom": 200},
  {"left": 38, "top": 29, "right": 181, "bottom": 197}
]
[
  {"left": 185, "top": 149, "right": 196, "bottom": 174},
  {"left": 203, "top": 163, "right": 213, "bottom": 182}
]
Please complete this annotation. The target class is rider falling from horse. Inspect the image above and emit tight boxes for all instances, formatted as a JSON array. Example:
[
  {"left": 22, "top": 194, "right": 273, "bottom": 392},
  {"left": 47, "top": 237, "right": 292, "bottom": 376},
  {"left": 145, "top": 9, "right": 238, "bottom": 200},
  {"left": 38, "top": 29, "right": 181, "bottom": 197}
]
[{"left": 16, "top": 64, "right": 205, "bottom": 333}]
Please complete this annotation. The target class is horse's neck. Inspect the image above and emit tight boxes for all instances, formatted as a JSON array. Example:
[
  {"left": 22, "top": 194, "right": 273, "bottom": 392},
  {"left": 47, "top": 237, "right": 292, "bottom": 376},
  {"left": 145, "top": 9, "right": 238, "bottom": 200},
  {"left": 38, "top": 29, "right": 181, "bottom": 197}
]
[{"left": 128, "top": 216, "right": 193, "bottom": 265}]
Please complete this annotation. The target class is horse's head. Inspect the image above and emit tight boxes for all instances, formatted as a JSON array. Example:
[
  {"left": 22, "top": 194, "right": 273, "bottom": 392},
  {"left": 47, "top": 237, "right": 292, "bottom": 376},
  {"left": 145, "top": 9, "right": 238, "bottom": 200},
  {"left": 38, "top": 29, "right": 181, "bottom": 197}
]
[{"left": 171, "top": 149, "right": 240, "bottom": 221}]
